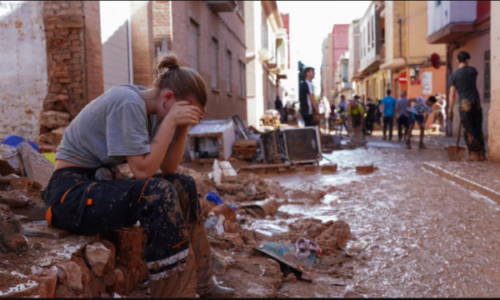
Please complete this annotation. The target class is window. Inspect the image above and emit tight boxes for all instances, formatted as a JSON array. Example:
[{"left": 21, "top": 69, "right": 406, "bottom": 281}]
[
  {"left": 484, "top": 50, "right": 490, "bottom": 101},
  {"left": 189, "top": 20, "right": 199, "bottom": 72},
  {"left": 368, "top": 21, "right": 371, "bottom": 50},
  {"left": 211, "top": 38, "right": 219, "bottom": 89},
  {"left": 227, "top": 50, "right": 232, "bottom": 93},
  {"left": 371, "top": 16, "right": 375, "bottom": 48},
  {"left": 261, "top": 10, "right": 268, "bottom": 49},
  {"left": 239, "top": 60, "right": 246, "bottom": 98}
]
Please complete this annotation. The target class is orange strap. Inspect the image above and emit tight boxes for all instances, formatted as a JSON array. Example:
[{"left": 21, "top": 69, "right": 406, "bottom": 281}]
[
  {"left": 46, "top": 206, "right": 53, "bottom": 226},
  {"left": 46, "top": 182, "right": 83, "bottom": 226},
  {"left": 138, "top": 178, "right": 152, "bottom": 203},
  {"left": 172, "top": 239, "right": 188, "bottom": 249},
  {"left": 61, "top": 182, "right": 83, "bottom": 203}
]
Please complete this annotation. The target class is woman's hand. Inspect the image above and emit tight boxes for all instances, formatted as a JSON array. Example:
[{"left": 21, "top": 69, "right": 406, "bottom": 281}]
[{"left": 165, "top": 101, "right": 203, "bottom": 127}]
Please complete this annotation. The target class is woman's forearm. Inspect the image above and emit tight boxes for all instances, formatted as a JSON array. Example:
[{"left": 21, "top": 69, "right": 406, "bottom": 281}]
[
  {"left": 127, "top": 119, "right": 176, "bottom": 180},
  {"left": 160, "top": 126, "right": 189, "bottom": 175}
]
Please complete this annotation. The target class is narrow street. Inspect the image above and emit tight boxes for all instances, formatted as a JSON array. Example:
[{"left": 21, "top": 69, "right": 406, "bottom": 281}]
[{"left": 250, "top": 135, "right": 500, "bottom": 298}]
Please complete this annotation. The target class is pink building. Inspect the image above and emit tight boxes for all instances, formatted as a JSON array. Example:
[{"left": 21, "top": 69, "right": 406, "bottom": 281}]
[{"left": 332, "top": 24, "right": 350, "bottom": 92}]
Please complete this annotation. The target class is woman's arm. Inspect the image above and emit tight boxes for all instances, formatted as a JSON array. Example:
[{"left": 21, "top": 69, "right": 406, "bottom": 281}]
[
  {"left": 126, "top": 102, "right": 202, "bottom": 180},
  {"left": 160, "top": 125, "right": 189, "bottom": 175}
]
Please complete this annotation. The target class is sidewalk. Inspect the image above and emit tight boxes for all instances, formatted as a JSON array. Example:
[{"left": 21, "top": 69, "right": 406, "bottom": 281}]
[{"left": 424, "top": 161, "right": 500, "bottom": 205}]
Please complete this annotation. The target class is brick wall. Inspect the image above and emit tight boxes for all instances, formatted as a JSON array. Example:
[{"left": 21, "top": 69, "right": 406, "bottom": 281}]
[
  {"left": 83, "top": 1, "right": 104, "bottom": 102},
  {"left": 165, "top": 1, "right": 247, "bottom": 121},
  {"left": 132, "top": 1, "right": 155, "bottom": 87},
  {"left": 39, "top": 1, "right": 104, "bottom": 152},
  {"left": 153, "top": 1, "right": 171, "bottom": 49}
]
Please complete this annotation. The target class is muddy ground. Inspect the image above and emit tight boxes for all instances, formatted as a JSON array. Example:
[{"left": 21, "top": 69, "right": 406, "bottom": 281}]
[
  {"left": 3, "top": 134, "right": 500, "bottom": 298},
  {"left": 185, "top": 135, "right": 500, "bottom": 298}
]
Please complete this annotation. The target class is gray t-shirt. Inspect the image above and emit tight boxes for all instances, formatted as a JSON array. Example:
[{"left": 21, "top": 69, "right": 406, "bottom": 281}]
[
  {"left": 396, "top": 98, "right": 409, "bottom": 117},
  {"left": 56, "top": 85, "right": 159, "bottom": 168}
]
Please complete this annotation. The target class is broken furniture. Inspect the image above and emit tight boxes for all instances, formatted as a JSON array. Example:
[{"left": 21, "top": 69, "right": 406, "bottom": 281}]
[
  {"left": 260, "top": 127, "right": 321, "bottom": 165},
  {"left": 188, "top": 119, "right": 236, "bottom": 164}
]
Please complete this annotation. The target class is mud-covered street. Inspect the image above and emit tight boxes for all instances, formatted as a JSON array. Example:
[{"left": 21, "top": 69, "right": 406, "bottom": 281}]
[{"left": 237, "top": 136, "right": 500, "bottom": 298}]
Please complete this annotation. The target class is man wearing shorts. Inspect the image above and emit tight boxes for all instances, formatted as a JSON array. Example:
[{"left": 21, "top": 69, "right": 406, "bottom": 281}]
[{"left": 406, "top": 96, "right": 438, "bottom": 149}]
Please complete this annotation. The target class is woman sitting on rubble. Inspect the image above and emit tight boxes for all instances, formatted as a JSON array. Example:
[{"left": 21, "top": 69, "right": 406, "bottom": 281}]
[{"left": 41, "top": 54, "right": 235, "bottom": 299}]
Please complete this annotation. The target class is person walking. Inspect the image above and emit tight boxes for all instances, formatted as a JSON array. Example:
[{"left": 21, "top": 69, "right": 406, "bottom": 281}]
[
  {"left": 395, "top": 91, "right": 410, "bottom": 142},
  {"left": 337, "top": 95, "right": 348, "bottom": 136},
  {"left": 364, "top": 98, "right": 376, "bottom": 135},
  {"left": 380, "top": 89, "right": 397, "bottom": 141},
  {"left": 406, "top": 96, "right": 438, "bottom": 149},
  {"left": 275, "top": 95, "right": 285, "bottom": 123},
  {"left": 299, "top": 67, "right": 319, "bottom": 127},
  {"left": 42, "top": 54, "right": 235, "bottom": 298},
  {"left": 449, "top": 51, "right": 486, "bottom": 161}
]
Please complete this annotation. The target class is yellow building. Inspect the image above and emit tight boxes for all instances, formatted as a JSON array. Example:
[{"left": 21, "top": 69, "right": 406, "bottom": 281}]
[{"left": 380, "top": 1, "right": 446, "bottom": 99}]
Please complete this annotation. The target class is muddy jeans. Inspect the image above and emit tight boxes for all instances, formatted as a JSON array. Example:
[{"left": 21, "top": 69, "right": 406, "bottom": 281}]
[
  {"left": 42, "top": 167, "right": 215, "bottom": 298},
  {"left": 460, "top": 102, "right": 486, "bottom": 154}
]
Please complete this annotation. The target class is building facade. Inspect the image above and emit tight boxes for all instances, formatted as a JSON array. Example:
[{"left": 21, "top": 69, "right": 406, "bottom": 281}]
[
  {"left": 381, "top": 1, "right": 447, "bottom": 100},
  {"left": 489, "top": 1, "right": 500, "bottom": 161},
  {"left": 244, "top": 1, "right": 288, "bottom": 128},
  {"left": 153, "top": 1, "right": 248, "bottom": 122},
  {"left": 348, "top": 21, "right": 362, "bottom": 97},
  {"left": 427, "top": 0, "right": 491, "bottom": 138}
]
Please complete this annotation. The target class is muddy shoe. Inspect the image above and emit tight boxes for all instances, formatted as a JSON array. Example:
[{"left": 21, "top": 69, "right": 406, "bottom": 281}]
[
  {"left": 465, "top": 152, "right": 481, "bottom": 162},
  {"left": 406, "top": 140, "right": 411, "bottom": 149},
  {"left": 200, "top": 283, "right": 235, "bottom": 298},
  {"left": 419, "top": 143, "right": 427, "bottom": 149},
  {"left": 383, "top": 136, "right": 387, "bottom": 141}
]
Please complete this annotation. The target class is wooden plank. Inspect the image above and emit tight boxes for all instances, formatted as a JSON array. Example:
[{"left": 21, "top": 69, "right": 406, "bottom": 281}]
[
  {"left": 222, "top": 168, "right": 238, "bottom": 182},
  {"left": 18, "top": 141, "right": 54, "bottom": 189},
  {"left": 21, "top": 223, "right": 69, "bottom": 240},
  {"left": 239, "top": 163, "right": 291, "bottom": 171},
  {"left": 218, "top": 161, "right": 233, "bottom": 170},
  {"left": 213, "top": 159, "right": 222, "bottom": 185}
]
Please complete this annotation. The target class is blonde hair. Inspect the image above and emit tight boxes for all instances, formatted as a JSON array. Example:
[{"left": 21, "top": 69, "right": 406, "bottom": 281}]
[{"left": 153, "top": 54, "right": 207, "bottom": 107}]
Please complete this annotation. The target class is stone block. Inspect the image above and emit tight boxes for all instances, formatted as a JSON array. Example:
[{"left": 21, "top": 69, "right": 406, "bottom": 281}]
[
  {"left": 36, "top": 269, "right": 58, "bottom": 298},
  {"left": 56, "top": 261, "right": 83, "bottom": 293},
  {"left": 71, "top": 255, "right": 91, "bottom": 285},
  {"left": 102, "top": 226, "right": 146, "bottom": 271},
  {"left": 85, "top": 243, "right": 112, "bottom": 277},
  {"left": 40, "top": 111, "right": 70, "bottom": 129}
]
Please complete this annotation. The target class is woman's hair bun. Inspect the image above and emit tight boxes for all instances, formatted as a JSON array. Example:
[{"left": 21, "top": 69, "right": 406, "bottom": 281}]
[{"left": 156, "top": 54, "right": 179, "bottom": 75}]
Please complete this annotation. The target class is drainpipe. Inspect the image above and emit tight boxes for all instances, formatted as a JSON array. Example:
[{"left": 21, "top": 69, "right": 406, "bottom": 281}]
[
  {"left": 398, "top": 18, "right": 403, "bottom": 58},
  {"left": 445, "top": 43, "right": 452, "bottom": 136}
]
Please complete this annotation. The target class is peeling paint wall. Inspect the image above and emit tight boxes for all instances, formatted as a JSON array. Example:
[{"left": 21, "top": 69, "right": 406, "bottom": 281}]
[
  {"left": 488, "top": 1, "right": 500, "bottom": 162},
  {"left": 0, "top": 1, "right": 47, "bottom": 141}
]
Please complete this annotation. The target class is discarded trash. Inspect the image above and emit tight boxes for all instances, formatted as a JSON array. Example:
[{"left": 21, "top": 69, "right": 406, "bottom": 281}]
[
  {"left": 207, "top": 191, "right": 224, "bottom": 205},
  {"left": 1, "top": 135, "right": 39, "bottom": 151},
  {"left": 256, "top": 241, "right": 316, "bottom": 272},
  {"left": 295, "top": 237, "right": 322, "bottom": 260}
]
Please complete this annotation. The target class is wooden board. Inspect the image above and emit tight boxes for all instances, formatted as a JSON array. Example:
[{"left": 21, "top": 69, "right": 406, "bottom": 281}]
[
  {"left": 18, "top": 141, "right": 54, "bottom": 188},
  {"left": 21, "top": 223, "right": 69, "bottom": 239},
  {"left": 213, "top": 159, "right": 222, "bottom": 185}
]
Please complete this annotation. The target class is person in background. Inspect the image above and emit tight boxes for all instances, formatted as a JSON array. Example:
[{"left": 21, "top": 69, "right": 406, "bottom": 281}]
[
  {"left": 395, "top": 91, "right": 410, "bottom": 142},
  {"left": 365, "top": 98, "right": 376, "bottom": 135},
  {"left": 283, "top": 92, "right": 291, "bottom": 123},
  {"left": 299, "top": 67, "right": 319, "bottom": 127},
  {"left": 348, "top": 95, "right": 365, "bottom": 130},
  {"left": 449, "top": 51, "right": 486, "bottom": 161},
  {"left": 375, "top": 99, "right": 382, "bottom": 125},
  {"left": 274, "top": 95, "right": 285, "bottom": 123},
  {"left": 337, "top": 95, "right": 348, "bottom": 135},
  {"left": 406, "top": 96, "right": 438, "bottom": 149},
  {"left": 380, "top": 89, "right": 397, "bottom": 141},
  {"left": 434, "top": 93, "right": 446, "bottom": 129}
]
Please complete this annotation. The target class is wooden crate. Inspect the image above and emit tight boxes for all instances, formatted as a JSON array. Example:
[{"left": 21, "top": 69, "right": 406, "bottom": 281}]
[{"left": 233, "top": 139, "right": 258, "bottom": 161}]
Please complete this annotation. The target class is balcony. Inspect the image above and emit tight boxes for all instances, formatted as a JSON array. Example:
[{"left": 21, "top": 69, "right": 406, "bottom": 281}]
[
  {"left": 427, "top": 1, "right": 477, "bottom": 44},
  {"left": 206, "top": 1, "right": 237, "bottom": 13}
]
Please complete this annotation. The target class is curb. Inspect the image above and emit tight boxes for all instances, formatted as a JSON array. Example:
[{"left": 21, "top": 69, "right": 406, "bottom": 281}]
[{"left": 423, "top": 162, "right": 500, "bottom": 205}]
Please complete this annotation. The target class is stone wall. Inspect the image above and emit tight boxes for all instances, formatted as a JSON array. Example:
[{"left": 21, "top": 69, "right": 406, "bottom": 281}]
[{"left": 0, "top": 1, "right": 48, "bottom": 142}]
